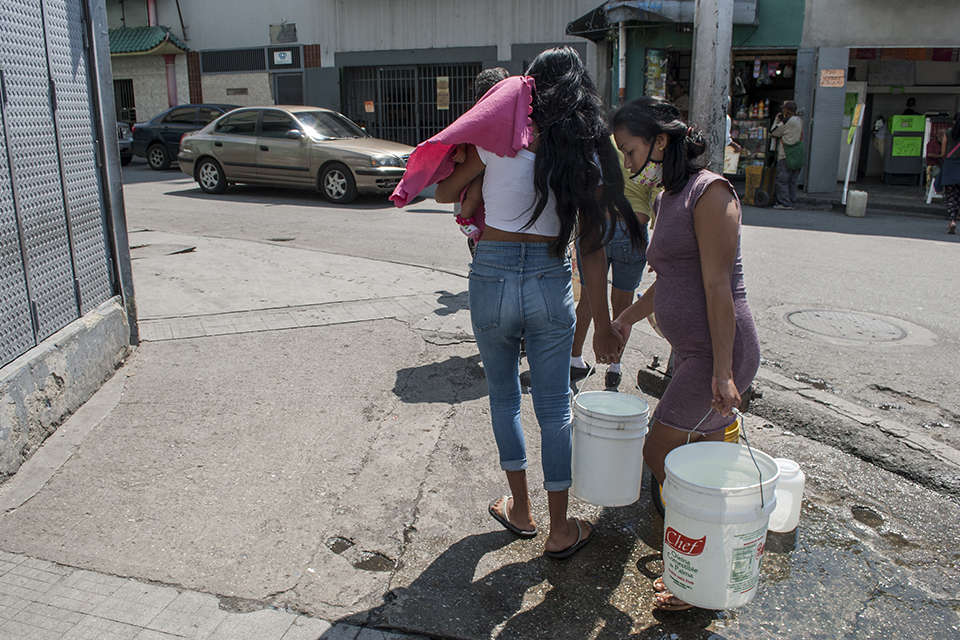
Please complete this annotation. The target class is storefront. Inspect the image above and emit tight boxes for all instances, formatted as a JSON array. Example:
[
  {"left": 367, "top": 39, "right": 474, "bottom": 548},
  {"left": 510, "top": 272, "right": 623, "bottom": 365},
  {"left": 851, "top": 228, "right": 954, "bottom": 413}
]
[
  {"left": 567, "top": 0, "right": 805, "bottom": 177},
  {"left": 847, "top": 47, "right": 960, "bottom": 193}
]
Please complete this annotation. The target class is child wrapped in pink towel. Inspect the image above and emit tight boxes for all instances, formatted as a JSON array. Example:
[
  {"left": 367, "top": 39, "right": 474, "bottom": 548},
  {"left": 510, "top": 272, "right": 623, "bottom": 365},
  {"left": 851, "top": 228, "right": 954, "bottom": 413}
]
[{"left": 389, "top": 75, "right": 536, "bottom": 229}]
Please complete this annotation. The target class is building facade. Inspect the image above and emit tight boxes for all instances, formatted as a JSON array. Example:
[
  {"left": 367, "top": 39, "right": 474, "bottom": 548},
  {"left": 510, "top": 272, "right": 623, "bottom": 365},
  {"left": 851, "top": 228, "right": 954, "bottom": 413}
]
[
  {"left": 570, "top": 0, "right": 960, "bottom": 193},
  {"left": 106, "top": 0, "right": 605, "bottom": 146}
]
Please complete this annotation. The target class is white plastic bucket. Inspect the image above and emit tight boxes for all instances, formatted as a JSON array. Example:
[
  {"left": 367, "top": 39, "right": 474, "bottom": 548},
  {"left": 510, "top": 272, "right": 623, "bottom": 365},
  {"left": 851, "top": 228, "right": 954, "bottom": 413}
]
[
  {"left": 571, "top": 391, "right": 649, "bottom": 507},
  {"left": 661, "top": 441, "right": 779, "bottom": 609},
  {"left": 846, "top": 190, "right": 868, "bottom": 217}
]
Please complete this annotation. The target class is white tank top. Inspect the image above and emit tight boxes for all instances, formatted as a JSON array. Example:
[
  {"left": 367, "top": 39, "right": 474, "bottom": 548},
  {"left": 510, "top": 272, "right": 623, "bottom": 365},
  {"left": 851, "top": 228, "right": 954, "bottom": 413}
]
[{"left": 476, "top": 146, "right": 561, "bottom": 237}]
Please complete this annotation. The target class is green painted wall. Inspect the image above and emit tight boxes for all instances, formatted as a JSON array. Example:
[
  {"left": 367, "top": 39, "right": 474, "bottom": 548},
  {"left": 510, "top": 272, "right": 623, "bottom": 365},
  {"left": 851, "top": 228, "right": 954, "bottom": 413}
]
[{"left": 615, "top": 0, "right": 805, "bottom": 101}]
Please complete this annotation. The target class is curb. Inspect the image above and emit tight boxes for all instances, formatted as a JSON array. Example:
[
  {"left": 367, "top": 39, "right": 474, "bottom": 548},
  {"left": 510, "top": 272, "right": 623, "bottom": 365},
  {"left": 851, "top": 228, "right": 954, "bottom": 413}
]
[{"left": 636, "top": 365, "right": 960, "bottom": 498}]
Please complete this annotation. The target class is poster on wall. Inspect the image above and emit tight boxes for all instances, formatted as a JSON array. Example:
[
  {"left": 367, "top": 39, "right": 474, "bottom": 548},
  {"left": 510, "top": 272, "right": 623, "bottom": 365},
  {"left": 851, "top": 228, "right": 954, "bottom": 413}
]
[
  {"left": 819, "top": 69, "right": 846, "bottom": 88},
  {"left": 436, "top": 76, "right": 450, "bottom": 110},
  {"left": 645, "top": 50, "right": 668, "bottom": 99}
]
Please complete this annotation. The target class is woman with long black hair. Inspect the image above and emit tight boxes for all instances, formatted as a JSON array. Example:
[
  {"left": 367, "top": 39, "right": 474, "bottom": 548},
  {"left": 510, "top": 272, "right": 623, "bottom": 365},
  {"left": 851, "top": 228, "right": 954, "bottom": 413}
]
[
  {"left": 610, "top": 97, "right": 761, "bottom": 608},
  {"left": 435, "top": 47, "right": 645, "bottom": 559}
]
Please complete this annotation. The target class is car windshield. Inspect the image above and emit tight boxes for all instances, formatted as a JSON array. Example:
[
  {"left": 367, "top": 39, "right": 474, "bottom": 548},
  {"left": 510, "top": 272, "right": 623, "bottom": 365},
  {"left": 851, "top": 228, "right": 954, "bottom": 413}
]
[{"left": 295, "top": 112, "right": 368, "bottom": 140}]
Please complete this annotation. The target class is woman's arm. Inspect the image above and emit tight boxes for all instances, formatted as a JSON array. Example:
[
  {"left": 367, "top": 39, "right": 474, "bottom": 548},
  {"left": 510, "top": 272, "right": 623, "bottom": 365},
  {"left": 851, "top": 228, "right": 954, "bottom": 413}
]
[
  {"left": 435, "top": 144, "right": 485, "bottom": 203},
  {"left": 694, "top": 181, "right": 742, "bottom": 416},
  {"left": 611, "top": 281, "right": 656, "bottom": 347},
  {"left": 579, "top": 231, "right": 624, "bottom": 363}
]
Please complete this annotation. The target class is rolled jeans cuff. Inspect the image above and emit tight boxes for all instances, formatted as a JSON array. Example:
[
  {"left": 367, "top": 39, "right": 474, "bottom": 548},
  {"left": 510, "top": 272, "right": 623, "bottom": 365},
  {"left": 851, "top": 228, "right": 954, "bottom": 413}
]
[
  {"left": 543, "top": 478, "right": 573, "bottom": 492},
  {"left": 500, "top": 458, "right": 528, "bottom": 473}
]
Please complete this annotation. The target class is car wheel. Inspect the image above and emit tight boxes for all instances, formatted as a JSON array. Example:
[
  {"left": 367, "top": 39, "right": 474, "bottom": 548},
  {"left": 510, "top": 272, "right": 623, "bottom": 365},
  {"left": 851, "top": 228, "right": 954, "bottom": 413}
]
[
  {"left": 320, "top": 163, "right": 357, "bottom": 204},
  {"left": 196, "top": 158, "right": 227, "bottom": 194},
  {"left": 147, "top": 144, "right": 171, "bottom": 170}
]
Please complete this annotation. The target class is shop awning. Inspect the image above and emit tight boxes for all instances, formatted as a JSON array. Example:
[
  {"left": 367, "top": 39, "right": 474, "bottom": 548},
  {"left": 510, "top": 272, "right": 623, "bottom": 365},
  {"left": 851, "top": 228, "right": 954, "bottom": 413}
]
[
  {"left": 568, "top": 0, "right": 759, "bottom": 40},
  {"left": 109, "top": 26, "right": 189, "bottom": 57}
]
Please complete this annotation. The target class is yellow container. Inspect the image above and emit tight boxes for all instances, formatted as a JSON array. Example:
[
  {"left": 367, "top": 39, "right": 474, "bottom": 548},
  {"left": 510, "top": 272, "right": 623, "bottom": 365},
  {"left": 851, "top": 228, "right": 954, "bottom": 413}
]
[
  {"left": 743, "top": 165, "right": 774, "bottom": 206},
  {"left": 724, "top": 416, "right": 741, "bottom": 443}
]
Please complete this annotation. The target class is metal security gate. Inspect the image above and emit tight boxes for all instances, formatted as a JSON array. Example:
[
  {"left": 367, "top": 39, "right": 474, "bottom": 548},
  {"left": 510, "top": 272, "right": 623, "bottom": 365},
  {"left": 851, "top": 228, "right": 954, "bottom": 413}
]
[
  {"left": 343, "top": 62, "right": 481, "bottom": 147},
  {"left": 114, "top": 78, "right": 135, "bottom": 123},
  {"left": 274, "top": 73, "right": 304, "bottom": 105},
  {"left": 0, "top": 0, "right": 116, "bottom": 368}
]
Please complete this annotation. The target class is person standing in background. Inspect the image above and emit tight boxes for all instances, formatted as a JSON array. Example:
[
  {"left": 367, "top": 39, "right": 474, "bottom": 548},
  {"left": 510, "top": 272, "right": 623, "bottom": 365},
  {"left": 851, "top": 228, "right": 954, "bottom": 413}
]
[
  {"left": 770, "top": 101, "right": 802, "bottom": 210},
  {"left": 938, "top": 113, "right": 960, "bottom": 234},
  {"left": 570, "top": 142, "right": 655, "bottom": 388},
  {"left": 902, "top": 98, "right": 919, "bottom": 116}
]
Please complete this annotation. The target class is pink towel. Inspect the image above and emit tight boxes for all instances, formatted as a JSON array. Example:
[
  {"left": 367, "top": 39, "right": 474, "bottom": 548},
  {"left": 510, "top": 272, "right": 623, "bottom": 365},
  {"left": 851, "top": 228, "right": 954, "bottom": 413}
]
[{"left": 390, "top": 75, "right": 536, "bottom": 208}]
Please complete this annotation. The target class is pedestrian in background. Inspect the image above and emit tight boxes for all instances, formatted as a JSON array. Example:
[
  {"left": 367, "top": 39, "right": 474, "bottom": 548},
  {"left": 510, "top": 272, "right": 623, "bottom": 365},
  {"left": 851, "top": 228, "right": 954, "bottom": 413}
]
[
  {"left": 435, "top": 47, "right": 645, "bottom": 559},
  {"left": 770, "top": 101, "right": 802, "bottom": 210},
  {"left": 609, "top": 97, "right": 761, "bottom": 610},
  {"left": 938, "top": 112, "right": 960, "bottom": 234}
]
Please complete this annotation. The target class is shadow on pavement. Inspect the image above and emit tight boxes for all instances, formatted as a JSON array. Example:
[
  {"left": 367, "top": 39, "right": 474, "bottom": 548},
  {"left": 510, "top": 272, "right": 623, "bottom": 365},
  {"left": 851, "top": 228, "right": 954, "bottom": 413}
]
[
  {"left": 335, "top": 501, "right": 730, "bottom": 638},
  {"left": 434, "top": 290, "right": 469, "bottom": 316},
  {"left": 162, "top": 181, "right": 399, "bottom": 210},
  {"left": 350, "top": 513, "right": 640, "bottom": 639},
  {"left": 742, "top": 205, "right": 951, "bottom": 242},
  {"left": 393, "top": 354, "right": 486, "bottom": 404},
  {"left": 120, "top": 159, "right": 185, "bottom": 184}
]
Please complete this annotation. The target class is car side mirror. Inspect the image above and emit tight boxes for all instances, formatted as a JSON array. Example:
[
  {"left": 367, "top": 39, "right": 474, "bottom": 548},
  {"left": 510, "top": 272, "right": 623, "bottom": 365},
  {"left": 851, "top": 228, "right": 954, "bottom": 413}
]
[{"left": 286, "top": 130, "right": 303, "bottom": 140}]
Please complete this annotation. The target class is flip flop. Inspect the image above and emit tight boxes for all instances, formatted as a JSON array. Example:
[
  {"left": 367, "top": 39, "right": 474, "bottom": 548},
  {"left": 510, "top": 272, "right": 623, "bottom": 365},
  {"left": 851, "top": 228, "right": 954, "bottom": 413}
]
[
  {"left": 488, "top": 496, "right": 537, "bottom": 538},
  {"left": 544, "top": 518, "right": 593, "bottom": 559}
]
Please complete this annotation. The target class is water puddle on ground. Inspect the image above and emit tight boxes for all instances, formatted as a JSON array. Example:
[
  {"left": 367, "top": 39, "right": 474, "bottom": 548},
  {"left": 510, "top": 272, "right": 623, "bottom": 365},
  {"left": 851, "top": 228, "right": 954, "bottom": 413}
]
[{"left": 709, "top": 503, "right": 959, "bottom": 638}]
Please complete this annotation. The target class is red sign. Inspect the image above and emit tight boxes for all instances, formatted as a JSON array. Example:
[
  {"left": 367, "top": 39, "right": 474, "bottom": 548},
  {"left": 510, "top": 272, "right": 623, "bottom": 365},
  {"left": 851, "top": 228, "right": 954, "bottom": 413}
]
[{"left": 665, "top": 527, "right": 706, "bottom": 556}]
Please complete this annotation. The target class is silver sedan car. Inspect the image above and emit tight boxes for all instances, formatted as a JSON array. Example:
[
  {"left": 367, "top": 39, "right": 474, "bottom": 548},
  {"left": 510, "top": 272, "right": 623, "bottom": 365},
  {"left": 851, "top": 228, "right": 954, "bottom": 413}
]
[{"left": 178, "top": 106, "right": 414, "bottom": 204}]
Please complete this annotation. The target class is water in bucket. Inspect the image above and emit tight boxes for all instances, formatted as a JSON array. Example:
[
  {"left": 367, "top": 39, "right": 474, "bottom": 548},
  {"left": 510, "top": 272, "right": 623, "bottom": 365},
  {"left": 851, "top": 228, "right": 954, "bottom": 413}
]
[
  {"left": 571, "top": 391, "right": 649, "bottom": 507},
  {"left": 661, "top": 441, "right": 779, "bottom": 610}
]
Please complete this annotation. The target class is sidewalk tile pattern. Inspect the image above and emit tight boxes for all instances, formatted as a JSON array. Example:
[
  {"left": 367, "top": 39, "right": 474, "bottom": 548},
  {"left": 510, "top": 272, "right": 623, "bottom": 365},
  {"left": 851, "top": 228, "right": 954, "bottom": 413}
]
[{"left": 0, "top": 552, "right": 423, "bottom": 640}]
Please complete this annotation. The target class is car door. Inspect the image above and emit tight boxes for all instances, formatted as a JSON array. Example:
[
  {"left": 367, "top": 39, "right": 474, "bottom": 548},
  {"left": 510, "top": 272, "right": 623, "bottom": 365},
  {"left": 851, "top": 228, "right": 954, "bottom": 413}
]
[
  {"left": 159, "top": 106, "right": 198, "bottom": 154},
  {"left": 255, "top": 110, "right": 312, "bottom": 187},
  {"left": 210, "top": 110, "right": 260, "bottom": 182}
]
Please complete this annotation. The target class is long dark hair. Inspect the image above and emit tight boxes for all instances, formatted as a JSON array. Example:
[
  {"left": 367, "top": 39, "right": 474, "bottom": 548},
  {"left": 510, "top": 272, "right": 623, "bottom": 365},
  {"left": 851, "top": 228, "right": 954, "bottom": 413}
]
[
  {"left": 524, "top": 46, "right": 644, "bottom": 255},
  {"left": 611, "top": 96, "right": 707, "bottom": 195}
]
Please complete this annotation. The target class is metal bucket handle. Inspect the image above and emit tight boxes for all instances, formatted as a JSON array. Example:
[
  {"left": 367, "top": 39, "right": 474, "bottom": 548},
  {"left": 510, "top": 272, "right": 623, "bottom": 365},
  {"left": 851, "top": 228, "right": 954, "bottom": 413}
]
[{"left": 683, "top": 407, "right": 766, "bottom": 512}]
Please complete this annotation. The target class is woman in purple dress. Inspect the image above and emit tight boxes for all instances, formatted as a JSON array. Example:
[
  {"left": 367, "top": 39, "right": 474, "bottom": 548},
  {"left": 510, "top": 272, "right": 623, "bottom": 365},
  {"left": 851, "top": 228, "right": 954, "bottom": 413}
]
[{"left": 610, "top": 97, "right": 761, "bottom": 611}]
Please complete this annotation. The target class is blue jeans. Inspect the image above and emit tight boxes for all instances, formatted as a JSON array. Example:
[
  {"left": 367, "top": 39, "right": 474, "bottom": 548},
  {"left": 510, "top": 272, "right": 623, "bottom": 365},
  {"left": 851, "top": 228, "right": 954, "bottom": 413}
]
[
  {"left": 576, "top": 222, "right": 648, "bottom": 292},
  {"left": 469, "top": 241, "right": 576, "bottom": 491}
]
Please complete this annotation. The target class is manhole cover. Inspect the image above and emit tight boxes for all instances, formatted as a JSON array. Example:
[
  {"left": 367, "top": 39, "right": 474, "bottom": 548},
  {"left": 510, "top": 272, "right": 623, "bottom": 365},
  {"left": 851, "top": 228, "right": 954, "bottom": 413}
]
[{"left": 785, "top": 310, "right": 906, "bottom": 342}]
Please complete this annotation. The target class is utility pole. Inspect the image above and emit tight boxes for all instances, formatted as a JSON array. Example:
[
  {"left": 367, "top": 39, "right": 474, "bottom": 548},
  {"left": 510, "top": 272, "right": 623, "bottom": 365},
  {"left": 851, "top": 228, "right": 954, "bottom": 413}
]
[{"left": 689, "top": 0, "right": 734, "bottom": 174}]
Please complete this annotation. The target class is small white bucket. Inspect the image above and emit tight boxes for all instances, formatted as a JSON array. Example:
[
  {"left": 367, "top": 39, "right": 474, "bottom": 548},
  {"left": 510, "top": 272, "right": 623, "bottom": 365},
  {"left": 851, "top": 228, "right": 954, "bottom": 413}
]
[
  {"left": 571, "top": 391, "right": 649, "bottom": 507},
  {"left": 662, "top": 441, "right": 779, "bottom": 609}
]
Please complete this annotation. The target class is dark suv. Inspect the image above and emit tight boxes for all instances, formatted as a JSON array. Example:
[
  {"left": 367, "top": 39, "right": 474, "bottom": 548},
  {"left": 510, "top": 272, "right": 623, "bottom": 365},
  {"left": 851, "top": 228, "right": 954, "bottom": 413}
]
[{"left": 132, "top": 104, "right": 239, "bottom": 170}]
